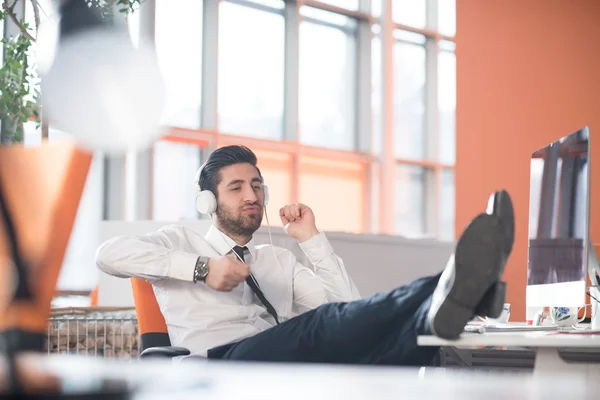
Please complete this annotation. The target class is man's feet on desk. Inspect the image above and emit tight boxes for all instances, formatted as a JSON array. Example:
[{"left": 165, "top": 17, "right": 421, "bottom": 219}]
[{"left": 428, "top": 189, "right": 515, "bottom": 340}]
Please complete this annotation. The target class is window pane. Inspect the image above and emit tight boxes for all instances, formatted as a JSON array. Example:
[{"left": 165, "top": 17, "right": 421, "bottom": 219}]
[
  {"left": 254, "top": 150, "right": 291, "bottom": 226},
  {"left": 127, "top": 8, "right": 140, "bottom": 48},
  {"left": 393, "top": 30, "right": 426, "bottom": 45},
  {"left": 316, "top": 0, "right": 359, "bottom": 11},
  {"left": 299, "top": 158, "right": 364, "bottom": 233},
  {"left": 393, "top": 40, "right": 426, "bottom": 160},
  {"left": 299, "top": 20, "right": 356, "bottom": 150},
  {"left": 300, "top": 6, "right": 354, "bottom": 25},
  {"left": 439, "top": 39, "right": 456, "bottom": 52},
  {"left": 371, "top": 0, "right": 381, "bottom": 17},
  {"left": 245, "top": 0, "right": 284, "bottom": 9},
  {"left": 218, "top": 3, "right": 284, "bottom": 139},
  {"left": 24, "top": 0, "right": 52, "bottom": 105},
  {"left": 24, "top": 121, "right": 74, "bottom": 147},
  {"left": 438, "top": 50, "right": 456, "bottom": 165},
  {"left": 23, "top": 121, "right": 41, "bottom": 147},
  {"left": 439, "top": 169, "right": 455, "bottom": 241},
  {"left": 152, "top": 141, "right": 202, "bottom": 221},
  {"left": 155, "top": 0, "right": 202, "bottom": 129},
  {"left": 395, "top": 165, "right": 427, "bottom": 237},
  {"left": 393, "top": 0, "right": 426, "bottom": 29},
  {"left": 371, "top": 34, "right": 382, "bottom": 155},
  {"left": 438, "top": 0, "right": 456, "bottom": 37}
]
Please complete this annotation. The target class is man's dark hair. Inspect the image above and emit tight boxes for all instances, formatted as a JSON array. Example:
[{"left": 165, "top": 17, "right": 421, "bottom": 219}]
[{"left": 199, "top": 145, "right": 262, "bottom": 197}]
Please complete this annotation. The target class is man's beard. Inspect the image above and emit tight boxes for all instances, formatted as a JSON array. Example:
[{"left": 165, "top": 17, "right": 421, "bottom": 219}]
[{"left": 216, "top": 202, "right": 263, "bottom": 240}]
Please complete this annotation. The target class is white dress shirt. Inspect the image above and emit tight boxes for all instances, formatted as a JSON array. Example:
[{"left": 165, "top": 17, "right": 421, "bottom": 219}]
[{"left": 96, "top": 224, "right": 361, "bottom": 357}]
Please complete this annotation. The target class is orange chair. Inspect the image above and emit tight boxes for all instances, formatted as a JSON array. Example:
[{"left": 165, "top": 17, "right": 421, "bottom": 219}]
[{"left": 130, "top": 278, "right": 190, "bottom": 358}]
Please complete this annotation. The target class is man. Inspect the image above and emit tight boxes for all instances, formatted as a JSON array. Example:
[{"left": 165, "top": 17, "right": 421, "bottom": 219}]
[{"left": 97, "top": 145, "right": 514, "bottom": 365}]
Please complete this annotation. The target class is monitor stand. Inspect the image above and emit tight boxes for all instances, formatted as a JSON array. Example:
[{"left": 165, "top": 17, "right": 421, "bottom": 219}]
[{"left": 588, "top": 242, "right": 600, "bottom": 330}]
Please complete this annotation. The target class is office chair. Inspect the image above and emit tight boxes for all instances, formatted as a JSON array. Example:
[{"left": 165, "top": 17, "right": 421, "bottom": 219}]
[{"left": 130, "top": 278, "right": 191, "bottom": 359}]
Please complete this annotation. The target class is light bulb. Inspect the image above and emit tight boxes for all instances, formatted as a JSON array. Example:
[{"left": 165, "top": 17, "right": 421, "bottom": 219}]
[{"left": 40, "top": 23, "right": 166, "bottom": 154}]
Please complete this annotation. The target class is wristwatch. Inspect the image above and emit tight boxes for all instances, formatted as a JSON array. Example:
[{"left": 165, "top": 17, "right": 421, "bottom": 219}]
[{"left": 193, "top": 256, "right": 210, "bottom": 283}]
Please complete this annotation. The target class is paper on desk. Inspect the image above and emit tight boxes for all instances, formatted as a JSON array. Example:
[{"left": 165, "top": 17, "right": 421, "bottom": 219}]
[
  {"left": 552, "top": 330, "right": 600, "bottom": 335},
  {"left": 463, "top": 323, "right": 560, "bottom": 333}
]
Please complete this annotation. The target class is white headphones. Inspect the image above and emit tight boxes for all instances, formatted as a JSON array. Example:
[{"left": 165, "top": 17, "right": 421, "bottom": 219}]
[{"left": 194, "top": 164, "right": 269, "bottom": 215}]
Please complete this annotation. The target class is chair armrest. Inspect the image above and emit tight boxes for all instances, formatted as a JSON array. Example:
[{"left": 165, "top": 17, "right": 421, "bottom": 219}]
[{"left": 140, "top": 346, "right": 191, "bottom": 359}]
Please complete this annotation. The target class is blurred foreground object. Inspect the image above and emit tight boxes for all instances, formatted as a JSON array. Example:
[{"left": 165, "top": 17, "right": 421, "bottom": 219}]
[
  {"left": 39, "top": 0, "right": 166, "bottom": 154},
  {"left": 0, "top": 141, "right": 91, "bottom": 344},
  {"left": 0, "top": 141, "right": 92, "bottom": 395}
]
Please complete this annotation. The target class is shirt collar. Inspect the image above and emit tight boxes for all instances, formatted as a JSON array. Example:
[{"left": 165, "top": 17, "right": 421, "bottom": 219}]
[{"left": 205, "top": 224, "right": 257, "bottom": 261}]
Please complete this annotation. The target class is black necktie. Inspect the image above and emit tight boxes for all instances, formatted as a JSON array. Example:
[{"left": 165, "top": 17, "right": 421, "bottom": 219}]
[{"left": 233, "top": 246, "right": 280, "bottom": 325}]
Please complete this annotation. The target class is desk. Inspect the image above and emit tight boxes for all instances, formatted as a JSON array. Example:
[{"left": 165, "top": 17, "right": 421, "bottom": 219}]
[
  {"left": 0, "top": 353, "right": 598, "bottom": 399},
  {"left": 418, "top": 330, "right": 600, "bottom": 378}
]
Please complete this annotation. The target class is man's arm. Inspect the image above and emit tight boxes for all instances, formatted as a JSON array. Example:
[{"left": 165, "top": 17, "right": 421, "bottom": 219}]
[
  {"left": 95, "top": 225, "right": 199, "bottom": 282},
  {"left": 291, "top": 233, "right": 361, "bottom": 313},
  {"left": 298, "top": 232, "right": 361, "bottom": 302},
  {"left": 279, "top": 203, "right": 361, "bottom": 311}
]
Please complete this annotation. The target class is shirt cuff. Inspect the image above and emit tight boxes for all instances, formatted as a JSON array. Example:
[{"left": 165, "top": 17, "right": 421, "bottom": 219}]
[
  {"left": 168, "top": 251, "right": 200, "bottom": 282},
  {"left": 299, "top": 232, "right": 334, "bottom": 265}
]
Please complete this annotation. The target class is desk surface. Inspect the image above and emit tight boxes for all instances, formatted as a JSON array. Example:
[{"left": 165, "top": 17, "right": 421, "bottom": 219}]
[
  {"left": 418, "top": 330, "right": 600, "bottom": 348},
  {"left": 1, "top": 354, "right": 598, "bottom": 399}
]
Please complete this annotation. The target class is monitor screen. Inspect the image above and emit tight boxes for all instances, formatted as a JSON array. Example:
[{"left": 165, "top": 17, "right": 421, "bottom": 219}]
[{"left": 526, "top": 127, "right": 589, "bottom": 307}]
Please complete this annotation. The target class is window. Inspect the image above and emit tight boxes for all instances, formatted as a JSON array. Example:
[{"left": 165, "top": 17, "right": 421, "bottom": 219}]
[
  {"left": 127, "top": 7, "right": 140, "bottom": 48},
  {"left": 155, "top": 0, "right": 203, "bottom": 129},
  {"left": 103, "top": 0, "right": 457, "bottom": 243},
  {"left": 299, "top": 157, "right": 365, "bottom": 233},
  {"left": 23, "top": 0, "right": 51, "bottom": 106},
  {"left": 318, "top": 0, "right": 359, "bottom": 11},
  {"left": 371, "top": 32, "right": 382, "bottom": 155},
  {"left": 438, "top": 0, "right": 456, "bottom": 37},
  {"left": 218, "top": 1, "right": 284, "bottom": 139},
  {"left": 395, "top": 165, "right": 429, "bottom": 237},
  {"left": 393, "top": 32, "right": 426, "bottom": 160},
  {"left": 299, "top": 7, "right": 356, "bottom": 150},
  {"left": 392, "top": 0, "right": 426, "bottom": 29},
  {"left": 371, "top": 0, "right": 381, "bottom": 17},
  {"left": 152, "top": 140, "right": 203, "bottom": 221},
  {"left": 255, "top": 149, "right": 292, "bottom": 225},
  {"left": 438, "top": 43, "right": 456, "bottom": 165},
  {"left": 23, "top": 122, "right": 41, "bottom": 147}
]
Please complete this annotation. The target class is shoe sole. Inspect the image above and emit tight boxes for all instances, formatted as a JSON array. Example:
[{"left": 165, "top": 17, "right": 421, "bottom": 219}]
[
  {"left": 430, "top": 214, "right": 509, "bottom": 339},
  {"left": 488, "top": 189, "right": 515, "bottom": 258}
]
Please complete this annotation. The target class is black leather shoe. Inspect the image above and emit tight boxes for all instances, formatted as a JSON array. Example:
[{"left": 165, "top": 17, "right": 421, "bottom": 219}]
[
  {"left": 476, "top": 190, "right": 515, "bottom": 318},
  {"left": 428, "top": 190, "right": 515, "bottom": 339}
]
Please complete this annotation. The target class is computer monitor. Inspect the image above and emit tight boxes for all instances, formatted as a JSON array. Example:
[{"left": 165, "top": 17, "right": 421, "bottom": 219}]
[{"left": 526, "top": 127, "right": 590, "bottom": 307}]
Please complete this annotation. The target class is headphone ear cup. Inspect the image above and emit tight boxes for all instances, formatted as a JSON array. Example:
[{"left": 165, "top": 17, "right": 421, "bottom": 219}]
[
  {"left": 263, "top": 184, "right": 269, "bottom": 206},
  {"left": 196, "top": 190, "right": 217, "bottom": 215}
]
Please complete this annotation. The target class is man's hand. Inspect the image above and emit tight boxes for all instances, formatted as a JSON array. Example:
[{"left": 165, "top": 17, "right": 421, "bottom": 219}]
[
  {"left": 279, "top": 203, "right": 319, "bottom": 243},
  {"left": 205, "top": 255, "right": 249, "bottom": 291}
]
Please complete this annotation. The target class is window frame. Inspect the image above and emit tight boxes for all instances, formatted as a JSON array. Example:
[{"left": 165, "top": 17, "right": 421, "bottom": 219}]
[{"left": 104, "top": 0, "right": 456, "bottom": 240}]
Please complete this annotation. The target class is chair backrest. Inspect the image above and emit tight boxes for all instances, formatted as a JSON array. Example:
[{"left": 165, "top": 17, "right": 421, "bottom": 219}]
[{"left": 130, "top": 277, "right": 171, "bottom": 351}]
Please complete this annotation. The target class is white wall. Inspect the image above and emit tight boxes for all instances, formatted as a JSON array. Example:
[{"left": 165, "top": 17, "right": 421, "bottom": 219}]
[{"left": 97, "top": 221, "right": 454, "bottom": 306}]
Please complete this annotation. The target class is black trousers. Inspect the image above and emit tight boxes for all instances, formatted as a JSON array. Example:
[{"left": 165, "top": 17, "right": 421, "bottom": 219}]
[{"left": 207, "top": 274, "right": 441, "bottom": 366}]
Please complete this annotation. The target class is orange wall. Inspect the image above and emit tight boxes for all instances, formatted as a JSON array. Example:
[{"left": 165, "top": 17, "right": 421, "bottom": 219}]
[{"left": 456, "top": 0, "right": 600, "bottom": 321}]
